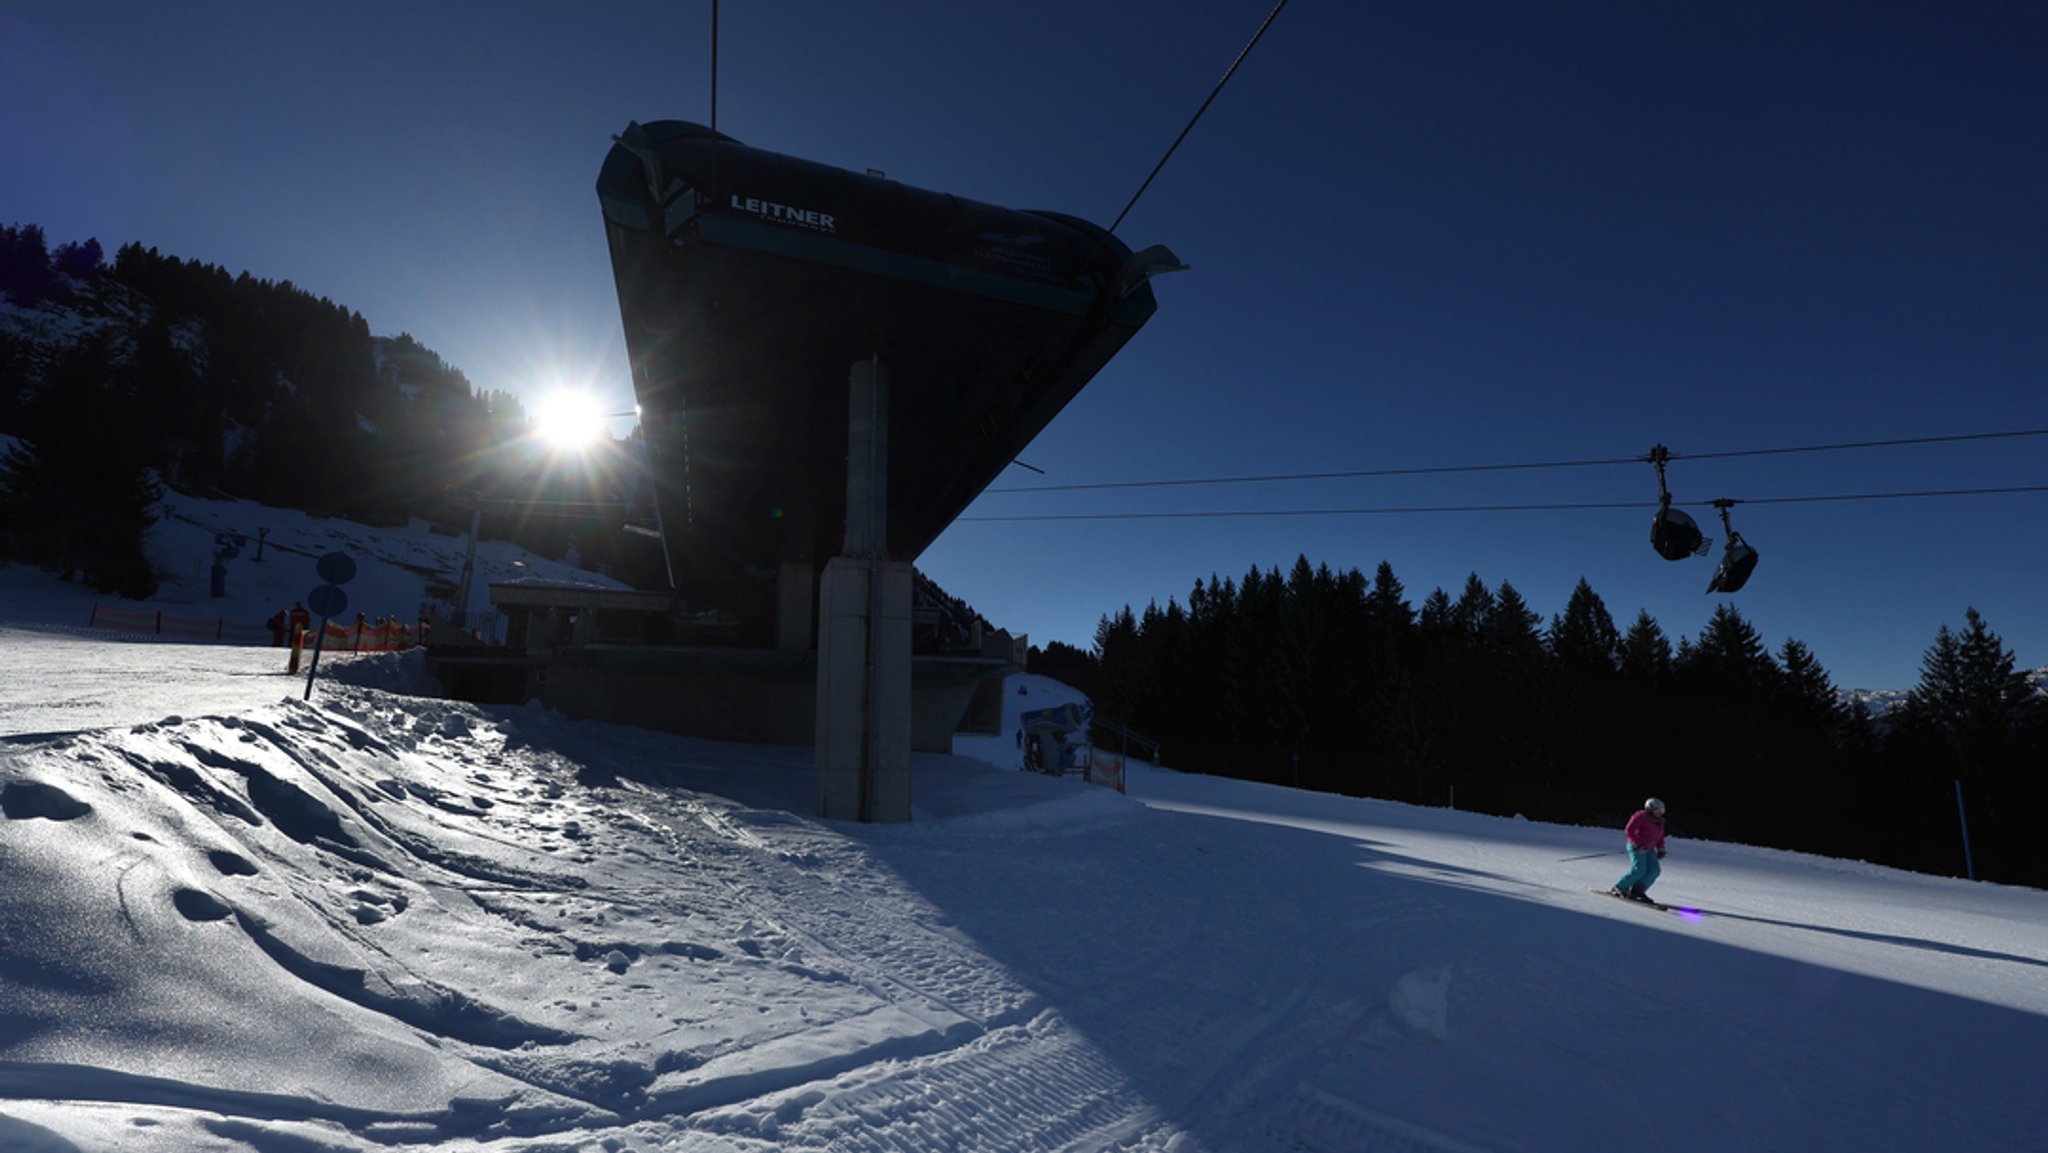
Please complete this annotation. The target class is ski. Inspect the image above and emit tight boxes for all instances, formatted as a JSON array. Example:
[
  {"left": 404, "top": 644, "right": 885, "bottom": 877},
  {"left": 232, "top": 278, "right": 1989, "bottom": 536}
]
[{"left": 1589, "top": 887, "right": 1671, "bottom": 913}]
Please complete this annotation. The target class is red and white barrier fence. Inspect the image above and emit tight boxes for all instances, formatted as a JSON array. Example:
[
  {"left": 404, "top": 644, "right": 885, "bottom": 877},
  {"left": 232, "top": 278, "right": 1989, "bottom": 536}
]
[
  {"left": 88, "top": 605, "right": 417, "bottom": 652},
  {"left": 315, "top": 618, "right": 418, "bottom": 652}
]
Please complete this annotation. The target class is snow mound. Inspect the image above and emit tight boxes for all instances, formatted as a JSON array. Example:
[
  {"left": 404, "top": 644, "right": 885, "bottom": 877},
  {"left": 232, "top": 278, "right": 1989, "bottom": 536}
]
[
  {"left": 927, "top": 782, "right": 1138, "bottom": 834},
  {"left": 1387, "top": 964, "right": 1452, "bottom": 1042}
]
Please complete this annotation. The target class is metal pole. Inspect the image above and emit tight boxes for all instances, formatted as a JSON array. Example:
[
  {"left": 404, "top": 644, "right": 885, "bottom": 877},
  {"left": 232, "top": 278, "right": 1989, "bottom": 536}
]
[
  {"left": 1954, "top": 778, "right": 1977, "bottom": 881},
  {"left": 644, "top": 439, "right": 676, "bottom": 591},
  {"left": 302, "top": 617, "right": 331, "bottom": 701},
  {"left": 453, "top": 507, "right": 482, "bottom": 630}
]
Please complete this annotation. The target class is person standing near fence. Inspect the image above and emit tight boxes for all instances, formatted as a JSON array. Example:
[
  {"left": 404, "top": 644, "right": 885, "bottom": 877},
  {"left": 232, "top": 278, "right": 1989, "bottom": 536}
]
[
  {"left": 266, "top": 608, "right": 289, "bottom": 647},
  {"left": 288, "top": 602, "right": 310, "bottom": 643}
]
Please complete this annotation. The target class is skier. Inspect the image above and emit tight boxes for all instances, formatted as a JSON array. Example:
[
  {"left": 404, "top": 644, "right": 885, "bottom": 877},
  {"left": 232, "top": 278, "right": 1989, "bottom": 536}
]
[{"left": 1611, "top": 797, "right": 1668, "bottom": 903}]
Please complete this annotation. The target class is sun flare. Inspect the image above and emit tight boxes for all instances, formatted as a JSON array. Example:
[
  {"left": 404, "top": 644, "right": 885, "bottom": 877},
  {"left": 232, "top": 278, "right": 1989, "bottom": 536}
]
[{"left": 531, "top": 391, "right": 611, "bottom": 451}]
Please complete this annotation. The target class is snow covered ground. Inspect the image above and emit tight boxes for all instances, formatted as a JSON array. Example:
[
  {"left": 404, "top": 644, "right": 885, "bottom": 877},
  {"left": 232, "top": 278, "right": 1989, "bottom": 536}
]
[
  {"left": 3, "top": 501, "right": 2048, "bottom": 1151},
  {"left": 0, "top": 478, "right": 624, "bottom": 652},
  {"left": 4, "top": 643, "right": 2047, "bottom": 1152}
]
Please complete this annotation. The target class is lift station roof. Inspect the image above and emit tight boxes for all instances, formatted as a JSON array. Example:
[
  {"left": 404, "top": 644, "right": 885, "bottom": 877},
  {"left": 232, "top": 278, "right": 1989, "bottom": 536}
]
[{"left": 597, "top": 120, "right": 1163, "bottom": 641}]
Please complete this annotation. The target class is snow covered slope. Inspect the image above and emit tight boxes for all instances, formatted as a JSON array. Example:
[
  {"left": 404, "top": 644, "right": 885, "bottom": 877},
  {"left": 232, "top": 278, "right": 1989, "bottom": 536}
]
[
  {"left": 2, "top": 638, "right": 2046, "bottom": 1152},
  {"left": 0, "top": 484, "right": 625, "bottom": 642}
]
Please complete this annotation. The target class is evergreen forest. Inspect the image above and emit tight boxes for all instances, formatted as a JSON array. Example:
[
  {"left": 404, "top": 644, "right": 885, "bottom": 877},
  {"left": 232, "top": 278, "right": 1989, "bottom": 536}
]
[
  {"left": 0, "top": 224, "right": 658, "bottom": 597},
  {"left": 1039, "top": 558, "right": 2048, "bottom": 887}
]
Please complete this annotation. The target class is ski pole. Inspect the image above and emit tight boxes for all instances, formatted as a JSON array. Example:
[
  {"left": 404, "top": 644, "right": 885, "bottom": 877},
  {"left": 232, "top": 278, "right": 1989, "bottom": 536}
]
[{"left": 1557, "top": 850, "right": 1621, "bottom": 862}]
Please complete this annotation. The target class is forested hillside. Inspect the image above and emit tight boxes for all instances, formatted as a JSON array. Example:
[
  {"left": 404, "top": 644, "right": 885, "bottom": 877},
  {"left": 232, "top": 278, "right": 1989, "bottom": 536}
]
[
  {"left": 0, "top": 223, "right": 652, "bottom": 594},
  {"left": 1059, "top": 556, "right": 2048, "bottom": 887}
]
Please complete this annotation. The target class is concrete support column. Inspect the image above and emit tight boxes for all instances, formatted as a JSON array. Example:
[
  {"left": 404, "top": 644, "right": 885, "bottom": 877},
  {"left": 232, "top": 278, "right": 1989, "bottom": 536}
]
[
  {"left": 776, "top": 561, "right": 814, "bottom": 652},
  {"left": 844, "top": 356, "right": 887, "bottom": 566},
  {"left": 815, "top": 356, "right": 912, "bottom": 822},
  {"left": 814, "top": 557, "right": 912, "bottom": 821}
]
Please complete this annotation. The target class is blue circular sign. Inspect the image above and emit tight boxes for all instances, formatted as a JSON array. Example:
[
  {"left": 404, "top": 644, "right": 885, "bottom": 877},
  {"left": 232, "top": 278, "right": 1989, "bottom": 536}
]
[
  {"left": 317, "top": 552, "right": 357, "bottom": 585},
  {"left": 307, "top": 584, "right": 349, "bottom": 619}
]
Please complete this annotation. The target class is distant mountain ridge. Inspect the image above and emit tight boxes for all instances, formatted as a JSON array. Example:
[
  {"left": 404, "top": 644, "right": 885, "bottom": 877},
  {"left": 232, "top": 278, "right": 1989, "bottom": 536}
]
[{"left": 1843, "top": 665, "right": 2048, "bottom": 720}]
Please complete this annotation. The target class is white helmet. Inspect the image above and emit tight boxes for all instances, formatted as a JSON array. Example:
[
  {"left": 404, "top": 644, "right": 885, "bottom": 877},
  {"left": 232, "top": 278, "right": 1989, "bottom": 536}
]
[{"left": 1644, "top": 797, "right": 1666, "bottom": 814}]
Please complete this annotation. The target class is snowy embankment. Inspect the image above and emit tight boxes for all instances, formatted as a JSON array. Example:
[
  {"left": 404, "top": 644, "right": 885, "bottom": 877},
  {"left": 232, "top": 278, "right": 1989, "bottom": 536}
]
[
  {"left": 0, "top": 481, "right": 623, "bottom": 645},
  {"left": 2, "top": 630, "right": 2047, "bottom": 1152}
]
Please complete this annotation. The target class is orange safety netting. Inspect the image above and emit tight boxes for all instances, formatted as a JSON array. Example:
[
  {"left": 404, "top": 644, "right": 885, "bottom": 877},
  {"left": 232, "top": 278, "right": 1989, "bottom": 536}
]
[
  {"left": 88, "top": 605, "right": 418, "bottom": 651},
  {"left": 309, "top": 618, "right": 418, "bottom": 653}
]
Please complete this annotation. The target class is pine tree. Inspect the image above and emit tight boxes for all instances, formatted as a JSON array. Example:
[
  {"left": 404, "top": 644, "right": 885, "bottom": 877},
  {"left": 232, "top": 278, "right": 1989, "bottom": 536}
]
[
  {"left": 1482, "top": 581, "right": 1543, "bottom": 659},
  {"left": 1550, "top": 578, "right": 1621, "bottom": 679},
  {"left": 1901, "top": 609, "right": 2034, "bottom": 774},
  {"left": 1684, "top": 603, "right": 1780, "bottom": 697},
  {"left": 1955, "top": 609, "right": 2032, "bottom": 738},
  {"left": 1778, "top": 639, "right": 1841, "bottom": 725},
  {"left": 1544, "top": 580, "right": 1624, "bottom": 792},
  {"left": 50, "top": 237, "right": 103, "bottom": 280},
  {"left": 1093, "top": 604, "right": 1142, "bottom": 726},
  {"left": 1364, "top": 561, "right": 1414, "bottom": 630},
  {"left": 1619, "top": 611, "right": 1673, "bottom": 683},
  {"left": 0, "top": 334, "right": 161, "bottom": 595},
  {"left": 0, "top": 222, "right": 57, "bottom": 301},
  {"left": 1270, "top": 557, "right": 1325, "bottom": 785},
  {"left": 1416, "top": 587, "right": 1453, "bottom": 635},
  {"left": 1898, "top": 623, "right": 1966, "bottom": 747},
  {"left": 1449, "top": 573, "right": 1493, "bottom": 642},
  {"left": 1840, "top": 696, "right": 1881, "bottom": 765},
  {"left": 1893, "top": 609, "right": 2044, "bottom": 881},
  {"left": 1480, "top": 579, "right": 1551, "bottom": 782}
]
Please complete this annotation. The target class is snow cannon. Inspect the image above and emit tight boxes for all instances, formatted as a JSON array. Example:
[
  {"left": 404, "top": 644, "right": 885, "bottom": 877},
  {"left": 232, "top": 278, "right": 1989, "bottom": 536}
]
[
  {"left": 596, "top": 121, "right": 1175, "bottom": 644},
  {"left": 1020, "top": 701, "right": 1088, "bottom": 774}
]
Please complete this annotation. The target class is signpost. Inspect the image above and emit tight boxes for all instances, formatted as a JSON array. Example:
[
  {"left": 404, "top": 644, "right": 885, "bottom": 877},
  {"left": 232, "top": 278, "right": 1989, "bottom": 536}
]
[
  {"left": 301, "top": 552, "right": 356, "bottom": 701},
  {"left": 210, "top": 532, "right": 246, "bottom": 598}
]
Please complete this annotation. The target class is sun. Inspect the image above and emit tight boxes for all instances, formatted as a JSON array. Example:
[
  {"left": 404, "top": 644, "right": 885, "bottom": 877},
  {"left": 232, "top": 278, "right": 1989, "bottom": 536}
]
[{"left": 531, "top": 391, "right": 612, "bottom": 451}]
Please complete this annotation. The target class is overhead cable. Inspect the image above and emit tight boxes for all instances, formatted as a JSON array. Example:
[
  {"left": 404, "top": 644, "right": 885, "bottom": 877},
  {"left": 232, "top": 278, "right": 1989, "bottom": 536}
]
[
  {"left": 985, "top": 427, "right": 2048, "bottom": 495},
  {"left": 1659, "top": 428, "right": 2048, "bottom": 464},
  {"left": 957, "top": 483, "right": 2048, "bottom": 523},
  {"left": 1109, "top": 0, "right": 1289, "bottom": 233}
]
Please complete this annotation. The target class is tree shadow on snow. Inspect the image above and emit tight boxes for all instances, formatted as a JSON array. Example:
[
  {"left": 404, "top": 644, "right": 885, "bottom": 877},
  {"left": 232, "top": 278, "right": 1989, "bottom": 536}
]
[{"left": 1681, "top": 906, "right": 2048, "bottom": 969}]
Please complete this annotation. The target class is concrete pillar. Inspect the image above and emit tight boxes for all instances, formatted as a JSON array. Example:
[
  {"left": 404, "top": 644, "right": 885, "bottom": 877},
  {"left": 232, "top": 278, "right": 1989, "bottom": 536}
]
[
  {"left": 814, "top": 557, "right": 912, "bottom": 821},
  {"left": 844, "top": 357, "right": 888, "bottom": 560},
  {"left": 776, "top": 561, "right": 814, "bottom": 652},
  {"left": 815, "top": 356, "right": 911, "bottom": 822}
]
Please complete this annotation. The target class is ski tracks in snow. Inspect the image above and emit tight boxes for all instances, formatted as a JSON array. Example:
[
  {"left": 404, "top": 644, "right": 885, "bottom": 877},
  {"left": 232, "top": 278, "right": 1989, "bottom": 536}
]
[{"left": 2, "top": 683, "right": 1528, "bottom": 1152}]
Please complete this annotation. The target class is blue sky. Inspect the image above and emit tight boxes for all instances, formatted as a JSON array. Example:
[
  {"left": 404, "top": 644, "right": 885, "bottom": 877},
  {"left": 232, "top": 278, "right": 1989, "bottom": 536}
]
[{"left": 5, "top": 2, "right": 2044, "bottom": 689}]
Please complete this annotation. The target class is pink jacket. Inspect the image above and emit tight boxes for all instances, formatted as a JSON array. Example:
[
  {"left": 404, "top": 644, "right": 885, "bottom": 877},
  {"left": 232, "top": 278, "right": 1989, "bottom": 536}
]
[{"left": 1625, "top": 809, "right": 1667, "bottom": 852}]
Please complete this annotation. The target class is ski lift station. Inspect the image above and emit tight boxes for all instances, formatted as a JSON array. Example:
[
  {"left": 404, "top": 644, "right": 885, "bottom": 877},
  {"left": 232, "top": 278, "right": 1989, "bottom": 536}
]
[{"left": 429, "top": 121, "right": 1175, "bottom": 820}]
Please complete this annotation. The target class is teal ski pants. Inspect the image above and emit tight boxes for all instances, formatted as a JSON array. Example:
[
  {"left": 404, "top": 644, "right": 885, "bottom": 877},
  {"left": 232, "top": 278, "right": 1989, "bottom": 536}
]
[{"left": 1616, "top": 847, "right": 1661, "bottom": 895}]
